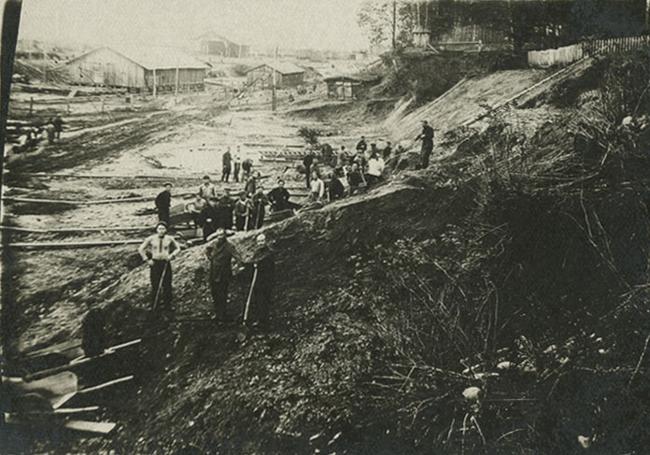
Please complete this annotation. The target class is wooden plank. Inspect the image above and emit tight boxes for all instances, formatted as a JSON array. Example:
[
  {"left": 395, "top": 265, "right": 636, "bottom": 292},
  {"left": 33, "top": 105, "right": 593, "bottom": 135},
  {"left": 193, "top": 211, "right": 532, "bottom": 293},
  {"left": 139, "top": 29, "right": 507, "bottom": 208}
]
[
  {"left": 78, "top": 375, "right": 134, "bottom": 394},
  {"left": 25, "top": 339, "right": 142, "bottom": 381},
  {"left": 63, "top": 420, "right": 116, "bottom": 435},
  {"left": 2, "top": 192, "right": 195, "bottom": 206},
  {"left": 5, "top": 239, "right": 144, "bottom": 249},
  {"left": 1, "top": 225, "right": 150, "bottom": 234},
  {"left": 23, "top": 339, "right": 82, "bottom": 358},
  {"left": 4, "top": 372, "right": 78, "bottom": 399}
]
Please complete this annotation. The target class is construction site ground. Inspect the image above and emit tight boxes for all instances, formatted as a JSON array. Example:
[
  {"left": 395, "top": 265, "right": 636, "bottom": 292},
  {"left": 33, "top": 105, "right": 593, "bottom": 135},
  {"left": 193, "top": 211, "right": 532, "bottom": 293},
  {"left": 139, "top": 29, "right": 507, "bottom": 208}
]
[{"left": 7, "top": 57, "right": 645, "bottom": 453}]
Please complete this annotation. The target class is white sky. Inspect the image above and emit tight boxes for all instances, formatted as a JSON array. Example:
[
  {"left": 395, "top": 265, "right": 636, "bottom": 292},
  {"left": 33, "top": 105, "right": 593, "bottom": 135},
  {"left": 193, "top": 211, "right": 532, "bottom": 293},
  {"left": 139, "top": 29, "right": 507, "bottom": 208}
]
[{"left": 18, "top": 0, "right": 371, "bottom": 51}]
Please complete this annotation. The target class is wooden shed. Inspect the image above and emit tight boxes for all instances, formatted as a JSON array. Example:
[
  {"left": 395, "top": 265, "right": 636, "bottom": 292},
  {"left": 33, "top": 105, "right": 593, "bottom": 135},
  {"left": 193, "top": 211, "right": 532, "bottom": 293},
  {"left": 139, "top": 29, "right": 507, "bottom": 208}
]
[
  {"left": 245, "top": 62, "right": 305, "bottom": 89},
  {"left": 63, "top": 46, "right": 209, "bottom": 92},
  {"left": 323, "top": 74, "right": 380, "bottom": 100}
]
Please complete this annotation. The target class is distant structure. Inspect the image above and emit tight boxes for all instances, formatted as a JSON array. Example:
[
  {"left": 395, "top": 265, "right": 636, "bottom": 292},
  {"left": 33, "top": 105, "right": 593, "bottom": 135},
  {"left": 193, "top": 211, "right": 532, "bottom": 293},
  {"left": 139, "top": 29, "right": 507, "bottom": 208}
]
[
  {"left": 195, "top": 32, "right": 249, "bottom": 58},
  {"left": 63, "top": 46, "right": 209, "bottom": 92},
  {"left": 323, "top": 74, "right": 380, "bottom": 100},
  {"left": 245, "top": 62, "right": 305, "bottom": 89},
  {"left": 413, "top": 0, "right": 649, "bottom": 52}
]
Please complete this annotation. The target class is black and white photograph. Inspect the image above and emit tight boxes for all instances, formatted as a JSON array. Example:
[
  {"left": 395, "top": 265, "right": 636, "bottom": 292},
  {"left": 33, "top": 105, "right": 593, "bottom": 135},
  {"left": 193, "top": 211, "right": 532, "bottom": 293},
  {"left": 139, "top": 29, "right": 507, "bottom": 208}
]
[{"left": 1, "top": 0, "right": 650, "bottom": 453}]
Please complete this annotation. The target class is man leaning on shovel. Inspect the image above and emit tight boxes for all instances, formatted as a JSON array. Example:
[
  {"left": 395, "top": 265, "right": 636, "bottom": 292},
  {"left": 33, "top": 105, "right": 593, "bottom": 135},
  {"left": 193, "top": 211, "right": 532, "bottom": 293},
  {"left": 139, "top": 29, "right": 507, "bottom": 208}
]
[
  {"left": 242, "top": 233, "right": 275, "bottom": 330},
  {"left": 138, "top": 221, "right": 181, "bottom": 317}
]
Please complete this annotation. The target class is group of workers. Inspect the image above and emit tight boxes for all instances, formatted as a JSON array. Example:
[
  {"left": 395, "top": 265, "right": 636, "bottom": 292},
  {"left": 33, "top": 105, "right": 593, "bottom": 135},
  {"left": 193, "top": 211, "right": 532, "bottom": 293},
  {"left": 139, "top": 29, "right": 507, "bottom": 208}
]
[
  {"left": 138, "top": 221, "right": 274, "bottom": 328},
  {"left": 141, "top": 119, "right": 436, "bottom": 327}
]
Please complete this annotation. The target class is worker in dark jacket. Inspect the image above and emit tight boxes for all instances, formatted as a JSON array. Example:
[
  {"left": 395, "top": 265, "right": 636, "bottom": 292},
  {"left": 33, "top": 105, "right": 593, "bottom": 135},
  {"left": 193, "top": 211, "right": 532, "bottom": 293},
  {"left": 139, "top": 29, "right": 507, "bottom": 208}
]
[
  {"left": 267, "top": 179, "right": 300, "bottom": 212},
  {"left": 347, "top": 163, "right": 364, "bottom": 195},
  {"left": 155, "top": 183, "right": 173, "bottom": 224},
  {"left": 222, "top": 147, "right": 232, "bottom": 182},
  {"left": 234, "top": 192, "right": 251, "bottom": 231},
  {"left": 215, "top": 193, "right": 234, "bottom": 230},
  {"left": 356, "top": 136, "right": 367, "bottom": 154},
  {"left": 328, "top": 171, "right": 345, "bottom": 201},
  {"left": 245, "top": 233, "right": 275, "bottom": 328},
  {"left": 302, "top": 149, "right": 315, "bottom": 189},
  {"left": 53, "top": 114, "right": 64, "bottom": 140},
  {"left": 205, "top": 228, "right": 232, "bottom": 323},
  {"left": 250, "top": 187, "right": 269, "bottom": 229},
  {"left": 197, "top": 197, "right": 220, "bottom": 240},
  {"left": 415, "top": 120, "right": 435, "bottom": 169}
]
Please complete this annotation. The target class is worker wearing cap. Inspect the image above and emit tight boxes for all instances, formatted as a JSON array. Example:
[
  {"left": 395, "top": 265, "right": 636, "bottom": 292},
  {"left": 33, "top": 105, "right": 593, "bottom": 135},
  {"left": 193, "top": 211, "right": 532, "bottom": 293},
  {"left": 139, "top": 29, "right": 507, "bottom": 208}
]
[
  {"left": 246, "top": 233, "right": 275, "bottom": 328},
  {"left": 138, "top": 221, "right": 181, "bottom": 313},
  {"left": 205, "top": 228, "right": 233, "bottom": 323}
]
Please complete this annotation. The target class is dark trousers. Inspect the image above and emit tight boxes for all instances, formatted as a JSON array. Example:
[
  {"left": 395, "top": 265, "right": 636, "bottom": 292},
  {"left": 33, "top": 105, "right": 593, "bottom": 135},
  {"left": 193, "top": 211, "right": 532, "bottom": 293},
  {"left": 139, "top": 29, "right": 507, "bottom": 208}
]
[
  {"left": 305, "top": 165, "right": 311, "bottom": 188},
  {"left": 150, "top": 260, "right": 172, "bottom": 311},
  {"left": 234, "top": 164, "right": 241, "bottom": 182},
  {"left": 252, "top": 286, "right": 271, "bottom": 323},
  {"left": 365, "top": 174, "right": 380, "bottom": 186},
  {"left": 210, "top": 279, "right": 229, "bottom": 320},
  {"left": 158, "top": 208, "right": 170, "bottom": 224},
  {"left": 222, "top": 166, "right": 231, "bottom": 182},
  {"left": 236, "top": 215, "right": 247, "bottom": 231},
  {"left": 421, "top": 142, "right": 433, "bottom": 169}
]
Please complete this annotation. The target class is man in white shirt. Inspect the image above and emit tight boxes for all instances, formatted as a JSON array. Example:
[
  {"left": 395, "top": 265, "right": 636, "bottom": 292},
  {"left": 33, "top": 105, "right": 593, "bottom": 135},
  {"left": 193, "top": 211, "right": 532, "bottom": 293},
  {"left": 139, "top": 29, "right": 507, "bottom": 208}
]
[
  {"left": 138, "top": 221, "right": 181, "bottom": 313},
  {"left": 366, "top": 152, "right": 385, "bottom": 186},
  {"left": 309, "top": 171, "right": 325, "bottom": 202}
]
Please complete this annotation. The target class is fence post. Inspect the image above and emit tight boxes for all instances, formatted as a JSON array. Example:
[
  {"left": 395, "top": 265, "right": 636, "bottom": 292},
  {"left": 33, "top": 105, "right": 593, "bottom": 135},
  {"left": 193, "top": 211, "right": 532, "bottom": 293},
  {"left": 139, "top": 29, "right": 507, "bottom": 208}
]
[{"left": 29, "top": 96, "right": 33, "bottom": 116}]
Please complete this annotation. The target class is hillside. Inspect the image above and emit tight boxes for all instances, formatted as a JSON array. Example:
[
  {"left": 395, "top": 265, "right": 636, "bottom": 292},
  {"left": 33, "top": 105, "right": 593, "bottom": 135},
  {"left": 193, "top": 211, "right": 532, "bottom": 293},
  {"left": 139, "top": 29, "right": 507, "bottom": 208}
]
[{"left": 7, "top": 51, "right": 650, "bottom": 454}]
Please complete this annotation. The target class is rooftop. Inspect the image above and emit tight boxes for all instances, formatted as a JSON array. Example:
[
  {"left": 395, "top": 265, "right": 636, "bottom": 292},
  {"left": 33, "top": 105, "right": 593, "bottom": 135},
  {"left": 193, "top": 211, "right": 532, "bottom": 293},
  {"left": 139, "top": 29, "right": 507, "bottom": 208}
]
[
  {"left": 67, "top": 46, "right": 210, "bottom": 70},
  {"left": 247, "top": 61, "right": 305, "bottom": 75}
]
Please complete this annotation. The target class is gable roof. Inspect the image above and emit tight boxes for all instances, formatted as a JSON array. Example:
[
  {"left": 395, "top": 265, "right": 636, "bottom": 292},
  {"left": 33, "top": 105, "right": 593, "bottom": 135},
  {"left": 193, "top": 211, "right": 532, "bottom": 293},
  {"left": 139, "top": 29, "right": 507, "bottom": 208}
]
[
  {"left": 66, "top": 46, "right": 210, "bottom": 70},
  {"left": 246, "top": 62, "right": 305, "bottom": 75}
]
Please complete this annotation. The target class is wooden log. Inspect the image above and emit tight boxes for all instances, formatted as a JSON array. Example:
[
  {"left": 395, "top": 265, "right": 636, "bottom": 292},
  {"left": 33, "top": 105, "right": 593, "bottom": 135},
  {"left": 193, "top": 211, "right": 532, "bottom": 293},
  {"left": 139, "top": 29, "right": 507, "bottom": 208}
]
[
  {"left": 2, "top": 192, "right": 195, "bottom": 206},
  {"left": 5, "top": 239, "right": 144, "bottom": 249},
  {"left": 1, "top": 225, "right": 151, "bottom": 234},
  {"left": 23, "top": 339, "right": 82, "bottom": 358}
]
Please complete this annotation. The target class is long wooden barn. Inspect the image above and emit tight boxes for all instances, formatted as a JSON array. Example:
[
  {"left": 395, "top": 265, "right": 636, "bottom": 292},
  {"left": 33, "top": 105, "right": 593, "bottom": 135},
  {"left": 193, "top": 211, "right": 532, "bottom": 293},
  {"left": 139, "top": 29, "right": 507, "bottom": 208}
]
[
  {"left": 411, "top": 0, "right": 649, "bottom": 51},
  {"left": 63, "top": 46, "right": 209, "bottom": 92}
]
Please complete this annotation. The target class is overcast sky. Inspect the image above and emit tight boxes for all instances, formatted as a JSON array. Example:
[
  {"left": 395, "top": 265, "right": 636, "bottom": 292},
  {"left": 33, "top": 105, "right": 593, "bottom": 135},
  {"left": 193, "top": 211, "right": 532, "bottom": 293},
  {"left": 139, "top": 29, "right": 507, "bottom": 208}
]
[{"left": 18, "top": 0, "right": 371, "bottom": 51}]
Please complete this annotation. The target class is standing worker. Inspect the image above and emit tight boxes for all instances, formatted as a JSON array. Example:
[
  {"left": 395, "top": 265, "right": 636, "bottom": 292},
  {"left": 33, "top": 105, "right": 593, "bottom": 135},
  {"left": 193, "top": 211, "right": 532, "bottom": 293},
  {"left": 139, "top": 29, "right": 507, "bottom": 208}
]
[
  {"left": 356, "top": 135, "right": 368, "bottom": 154},
  {"left": 138, "top": 221, "right": 181, "bottom": 315},
  {"left": 233, "top": 146, "right": 242, "bottom": 183},
  {"left": 302, "top": 148, "right": 315, "bottom": 189},
  {"left": 244, "top": 233, "right": 275, "bottom": 329},
  {"left": 53, "top": 114, "right": 64, "bottom": 140},
  {"left": 241, "top": 158, "right": 253, "bottom": 182},
  {"left": 45, "top": 120, "right": 56, "bottom": 145},
  {"left": 205, "top": 228, "right": 233, "bottom": 324},
  {"left": 234, "top": 192, "right": 250, "bottom": 231},
  {"left": 250, "top": 187, "right": 269, "bottom": 229},
  {"left": 198, "top": 175, "right": 215, "bottom": 202},
  {"left": 155, "top": 182, "right": 173, "bottom": 225},
  {"left": 222, "top": 147, "right": 233, "bottom": 183},
  {"left": 415, "top": 120, "right": 434, "bottom": 169},
  {"left": 198, "top": 197, "right": 220, "bottom": 241}
]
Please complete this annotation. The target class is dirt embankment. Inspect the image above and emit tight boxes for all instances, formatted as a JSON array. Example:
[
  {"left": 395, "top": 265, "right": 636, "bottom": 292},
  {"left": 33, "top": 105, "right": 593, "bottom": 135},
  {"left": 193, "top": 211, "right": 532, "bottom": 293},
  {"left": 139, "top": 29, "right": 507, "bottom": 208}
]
[{"left": 7, "top": 52, "right": 650, "bottom": 454}]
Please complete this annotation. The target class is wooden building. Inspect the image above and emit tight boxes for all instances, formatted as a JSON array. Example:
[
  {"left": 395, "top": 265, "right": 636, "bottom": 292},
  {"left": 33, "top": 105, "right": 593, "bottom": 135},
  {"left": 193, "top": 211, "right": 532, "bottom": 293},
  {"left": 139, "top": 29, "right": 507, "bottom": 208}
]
[
  {"left": 413, "top": 0, "right": 648, "bottom": 51},
  {"left": 324, "top": 74, "right": 380, "bottom": 100},
  {"left": 63, "top": 46, "right": 209, "bottom": 92},
  {"left": 195, "top": 32, "right": 249, "bottom": 58},
  {"left": 245, "top": 62, "right": 305, "bottom": 89}
]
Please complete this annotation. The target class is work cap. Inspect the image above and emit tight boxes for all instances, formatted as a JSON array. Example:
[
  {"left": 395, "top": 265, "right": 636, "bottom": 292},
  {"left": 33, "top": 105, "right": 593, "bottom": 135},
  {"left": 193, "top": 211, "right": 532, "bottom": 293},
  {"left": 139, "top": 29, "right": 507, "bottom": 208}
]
[
  {"left": 156, "top": 221, "right": 168, "bottom": 229},
  {"left": 256, "top": 233, "right": 266, "bottom": 244}
]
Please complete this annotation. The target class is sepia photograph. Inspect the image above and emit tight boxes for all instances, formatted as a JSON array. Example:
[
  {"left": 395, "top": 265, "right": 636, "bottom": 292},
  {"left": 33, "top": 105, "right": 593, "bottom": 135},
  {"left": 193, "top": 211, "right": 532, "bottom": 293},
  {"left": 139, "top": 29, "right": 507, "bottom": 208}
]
[{"left": 1, "top": 0, "right": 650, "bottom": 453}]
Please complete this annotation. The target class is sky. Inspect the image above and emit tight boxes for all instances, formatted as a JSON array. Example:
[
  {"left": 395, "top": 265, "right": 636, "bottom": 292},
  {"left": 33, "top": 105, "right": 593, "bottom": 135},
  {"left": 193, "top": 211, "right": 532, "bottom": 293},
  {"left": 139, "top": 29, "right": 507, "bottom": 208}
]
[{"left": 18, "top": 0, "right": 371, "bottom": 51}]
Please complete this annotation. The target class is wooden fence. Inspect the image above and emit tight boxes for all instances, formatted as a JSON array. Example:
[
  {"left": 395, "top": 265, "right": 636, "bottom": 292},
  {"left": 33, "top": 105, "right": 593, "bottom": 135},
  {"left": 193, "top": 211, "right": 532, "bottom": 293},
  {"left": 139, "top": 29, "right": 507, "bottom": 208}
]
[{"left": 528, "top": 35, "right": 650, "bottom": 68}]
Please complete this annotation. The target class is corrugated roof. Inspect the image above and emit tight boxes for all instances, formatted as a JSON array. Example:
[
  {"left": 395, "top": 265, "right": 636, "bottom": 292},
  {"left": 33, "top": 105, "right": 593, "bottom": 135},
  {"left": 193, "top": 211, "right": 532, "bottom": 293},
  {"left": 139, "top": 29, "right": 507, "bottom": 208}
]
[
  {"left": 67, "top": 46, "right": 210, "bottom": 70},
  {"left": 247, "top": 62, "right": 305, "bottom": 75}
]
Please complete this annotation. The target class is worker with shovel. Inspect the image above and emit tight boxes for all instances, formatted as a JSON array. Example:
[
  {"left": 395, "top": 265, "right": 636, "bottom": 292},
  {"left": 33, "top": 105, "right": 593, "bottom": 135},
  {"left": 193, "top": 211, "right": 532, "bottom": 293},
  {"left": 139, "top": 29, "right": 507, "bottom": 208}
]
[
  {"left": 243, "top": 233, "right": 275, "bottom": 329},
  {"left": 205, "top": 228, "right": 233, "bottom": 324},
  {"left": 138, "top": 221, "right": 181, "bottom": 316}
]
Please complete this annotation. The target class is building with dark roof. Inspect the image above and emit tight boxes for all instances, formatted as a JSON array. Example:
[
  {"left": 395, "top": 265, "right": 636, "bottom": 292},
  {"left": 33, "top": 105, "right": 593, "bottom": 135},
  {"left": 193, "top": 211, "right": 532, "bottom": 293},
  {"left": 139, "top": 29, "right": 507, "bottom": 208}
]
[
  {"left": 63, "top": 46, "right": 210, "bottom": 92},
  {"left": 245, "top": 62, "right": 305, "bottom": 89}
]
